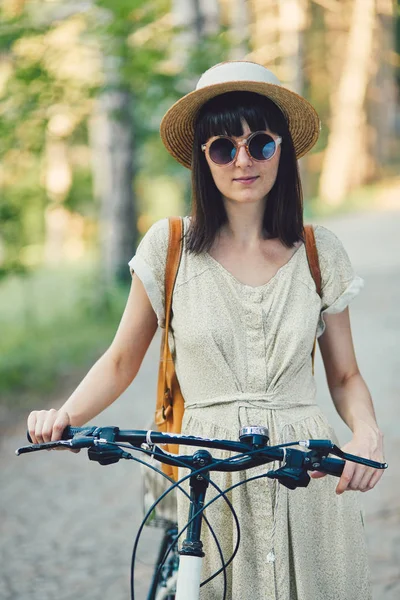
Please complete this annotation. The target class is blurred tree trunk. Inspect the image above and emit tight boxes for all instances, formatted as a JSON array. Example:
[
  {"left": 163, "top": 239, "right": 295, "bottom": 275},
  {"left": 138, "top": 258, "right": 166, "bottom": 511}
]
[
  {"left": 226, "top": 0, "right": 250, "bottom": 59},
  {"left": 171, "top": 0, "right": 221, "bottom": 211},
  {"left": 277, "top": 0, "right": 309, "bottom": 196},
  {"left": 195, "top": 0, "right": 220, "bottom": 36},
  {"left": 321, "top": 0, "right": 371, "bottom": 191},
  {"left": 246, "top": 0, "right": 307, "bottom": 105},
  {"left": 248, "top": 0, "right": 309, "bottom": 195},
  {"left": 89, "top": 52, "right": 135, "bottom": 286},
  {"left": 172, "top": 0, "right": 200, "bottom": 56},
  {"left": 172, "top": 0, "right": 220, "bottom": 67},
  {"left": 277, "top": 0, "right": 307, "bottom": 94},
  {"left": 43, "top": 115, "right": 73, "bottom": 264},
  {"left": 248, "top": 0, "right": 280, "bottom": 67},
  {"left": 368, "top": 0, "right": 397, "bottom": 178},
  {"left": 319, "top": 0, "right": 376, "bottom": 207}
]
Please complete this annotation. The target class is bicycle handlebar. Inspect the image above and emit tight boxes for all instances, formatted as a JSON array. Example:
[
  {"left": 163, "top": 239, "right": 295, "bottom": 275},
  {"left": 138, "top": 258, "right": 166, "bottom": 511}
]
[
  {"left": 18, "top": 425, "right": 387, "bottom": 489},
  {"left": 27, "top": 426, "right": 258, "bottom": 453}
]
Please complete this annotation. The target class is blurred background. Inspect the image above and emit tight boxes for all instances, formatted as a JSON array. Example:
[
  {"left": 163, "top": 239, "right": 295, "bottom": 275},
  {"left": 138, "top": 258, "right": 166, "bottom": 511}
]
[{"left": 0, "top": 0, "right": 399, "bottom": 433}]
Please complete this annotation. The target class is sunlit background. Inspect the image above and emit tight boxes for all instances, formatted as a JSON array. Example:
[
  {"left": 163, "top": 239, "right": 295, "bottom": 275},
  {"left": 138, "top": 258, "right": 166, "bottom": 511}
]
[{"left": 0, "top": 0, "right": 399, "bottom": 424}]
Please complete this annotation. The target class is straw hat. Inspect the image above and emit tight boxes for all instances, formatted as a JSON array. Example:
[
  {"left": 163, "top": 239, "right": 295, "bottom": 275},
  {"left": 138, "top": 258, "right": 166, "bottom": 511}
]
[{"left": 160, "top": 61, "right": 321, "bottom": 169}]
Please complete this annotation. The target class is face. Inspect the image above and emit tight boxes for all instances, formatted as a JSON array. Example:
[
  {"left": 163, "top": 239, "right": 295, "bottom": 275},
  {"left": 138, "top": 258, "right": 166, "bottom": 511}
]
[{"left": 203, "top": 120, "right": 281, "bottom": 207}]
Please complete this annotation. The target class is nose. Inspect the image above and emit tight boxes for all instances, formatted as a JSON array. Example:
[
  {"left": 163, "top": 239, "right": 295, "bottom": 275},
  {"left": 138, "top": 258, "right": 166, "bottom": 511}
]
[{"left": 234, "top": 144, "right": 252, "bottom": 167}]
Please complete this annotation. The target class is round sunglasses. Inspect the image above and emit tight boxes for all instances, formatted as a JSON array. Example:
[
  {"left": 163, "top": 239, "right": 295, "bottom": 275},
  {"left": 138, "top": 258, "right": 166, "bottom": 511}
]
[{"left": 201, "top": 131, "right": 282, "bottom": 166}]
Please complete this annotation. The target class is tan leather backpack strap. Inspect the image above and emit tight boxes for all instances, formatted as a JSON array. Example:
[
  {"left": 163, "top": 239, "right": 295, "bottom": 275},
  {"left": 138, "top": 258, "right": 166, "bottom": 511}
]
[
  {"left": 304, "top": 225, "right": 321, "bottom": 297},
  {"left": 304, "top": 225, "right": 322, "bottom": 375},
  {"left": 161, "top": 217, "right": 184, "bottom": 404}
]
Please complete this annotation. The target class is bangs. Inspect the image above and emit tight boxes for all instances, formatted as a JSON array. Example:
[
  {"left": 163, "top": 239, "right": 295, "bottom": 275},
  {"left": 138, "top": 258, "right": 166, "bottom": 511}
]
[{"left": 195, "top": 91, "right": 286, "bottom": 142}]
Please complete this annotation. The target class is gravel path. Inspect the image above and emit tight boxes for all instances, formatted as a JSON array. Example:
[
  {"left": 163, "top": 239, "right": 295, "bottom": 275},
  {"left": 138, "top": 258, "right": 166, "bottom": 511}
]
[{"left": 1, "top": 208, "right": 399, "bottom": 599}]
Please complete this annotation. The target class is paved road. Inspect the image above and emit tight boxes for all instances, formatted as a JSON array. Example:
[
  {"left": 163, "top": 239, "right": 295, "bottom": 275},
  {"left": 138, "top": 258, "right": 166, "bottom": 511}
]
[{"left": 1, "top": 208, "right": 399, "bottom": 599}]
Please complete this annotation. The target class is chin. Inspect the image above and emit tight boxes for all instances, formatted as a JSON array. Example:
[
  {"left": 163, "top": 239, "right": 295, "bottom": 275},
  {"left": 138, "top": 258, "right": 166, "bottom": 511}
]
[{"left": 230, "top": 191, "right": 267, "bottom": 204}]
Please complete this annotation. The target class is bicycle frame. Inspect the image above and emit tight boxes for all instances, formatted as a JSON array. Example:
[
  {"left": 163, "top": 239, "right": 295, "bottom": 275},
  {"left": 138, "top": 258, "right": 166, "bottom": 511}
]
[
  {"left": 147, "top": 524, "right": 178, "bottom": 600},
  {"left": 176, "top": 555, "right": 202, "bottom": 600}
]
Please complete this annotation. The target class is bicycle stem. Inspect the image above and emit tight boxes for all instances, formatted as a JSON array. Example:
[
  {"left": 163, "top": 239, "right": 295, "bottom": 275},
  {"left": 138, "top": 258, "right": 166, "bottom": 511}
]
[
  {"left": 180, "top": 450, "right": 212, "bottom": 559},
  {"left": 175, "top": 450, "right": 213, "bottom": 600}
]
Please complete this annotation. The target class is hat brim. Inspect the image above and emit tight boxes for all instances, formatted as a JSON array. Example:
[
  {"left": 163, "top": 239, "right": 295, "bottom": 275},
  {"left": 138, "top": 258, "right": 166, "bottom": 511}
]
[{"left": 160, "top": 81, "right": 321, "bottom": 169}]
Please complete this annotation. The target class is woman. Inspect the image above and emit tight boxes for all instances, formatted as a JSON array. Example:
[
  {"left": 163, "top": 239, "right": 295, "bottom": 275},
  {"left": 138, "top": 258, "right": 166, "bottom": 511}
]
[{"left": 28, "top": 61, "right": 384, "bottom": 599}]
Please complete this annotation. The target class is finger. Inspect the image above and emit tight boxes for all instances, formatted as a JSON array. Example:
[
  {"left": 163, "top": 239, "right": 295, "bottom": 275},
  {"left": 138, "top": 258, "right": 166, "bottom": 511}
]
[
  {"left": 336, "top": 461, "right": 355, "bottom": 495},
  {"left": 358, "top": 467, "right": 376, "bottom": 492},
  {"left": 34, "top": 410, "right": 48, "bottom": 444},
  {"left": 27, "top": 411, "right": 39, "bottom": 445},
  {"left": 310, "top": 471, "right": 326, "bottom": 479},
  {"left": 51, "top": 411, "right": 70, "bottom": 442},
  {"left": 347, "top": 465, "right": 367, "bottom": 491},
  {"left": 361, "top": 468, "right": 384, "bottom": 492},
  {"left": 54, "top": 446, "right": 81, "bottom": 453},
  {"left": 42, "top": 409, "right": 58, "bottom": 442},
  {"left": 369, "top": 468, "right": 384, "bottom": 488},
  {"left": 52, "top": 412, "right": 80, "bottom": 453}
]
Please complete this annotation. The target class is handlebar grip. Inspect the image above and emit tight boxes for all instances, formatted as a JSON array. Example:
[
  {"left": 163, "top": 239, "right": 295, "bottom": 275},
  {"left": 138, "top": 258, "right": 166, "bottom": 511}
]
[
  {"left": 27, "top": 426, "right": 90, "bottom": 443},
  {"left": 318, "top": 457, "right": 345, "bottom": 477}
]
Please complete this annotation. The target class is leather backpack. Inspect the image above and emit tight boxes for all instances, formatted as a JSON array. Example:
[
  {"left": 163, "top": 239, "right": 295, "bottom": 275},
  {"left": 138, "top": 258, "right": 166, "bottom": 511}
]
[{"left": 155, "top": 217, "right": 322, "bottom": 481}]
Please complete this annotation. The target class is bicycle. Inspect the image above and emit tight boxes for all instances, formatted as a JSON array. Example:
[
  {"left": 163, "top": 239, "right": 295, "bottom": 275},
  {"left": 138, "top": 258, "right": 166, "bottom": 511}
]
[{"left": 16, "top": 425, "right": 387, "bottom": 600}]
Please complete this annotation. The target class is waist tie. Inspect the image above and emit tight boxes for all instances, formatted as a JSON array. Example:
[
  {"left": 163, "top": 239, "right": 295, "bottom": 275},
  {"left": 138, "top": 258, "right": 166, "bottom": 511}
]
[
  {"left": 185, "top": 391, "right": 319, "bottom": 447},
  {"left": 185, "top": 391, "right": 316, "bottom": 412}
]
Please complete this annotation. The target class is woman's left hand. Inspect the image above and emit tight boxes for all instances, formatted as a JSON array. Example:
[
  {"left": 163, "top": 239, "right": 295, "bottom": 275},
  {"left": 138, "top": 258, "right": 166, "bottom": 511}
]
[{"left": 310, "top": 429, "right": 385, "bottom": 494}]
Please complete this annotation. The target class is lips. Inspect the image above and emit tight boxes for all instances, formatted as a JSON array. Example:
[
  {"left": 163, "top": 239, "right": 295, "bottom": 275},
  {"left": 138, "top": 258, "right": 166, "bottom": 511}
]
[{"left": 233, "top": 176, "right": 259, "bottom": 182}]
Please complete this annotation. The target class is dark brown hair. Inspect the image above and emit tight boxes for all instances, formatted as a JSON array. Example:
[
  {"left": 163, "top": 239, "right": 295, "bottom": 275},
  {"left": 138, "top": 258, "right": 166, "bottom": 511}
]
[{"left": 186, "top": 91, "right": 305, "bottom": 253}]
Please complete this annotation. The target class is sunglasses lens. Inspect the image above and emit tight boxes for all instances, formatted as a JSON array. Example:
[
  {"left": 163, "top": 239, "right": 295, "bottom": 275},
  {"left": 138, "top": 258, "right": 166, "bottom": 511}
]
[
  {"left": 249, "top": 133, "right": 276, "bottom": 160},
  {"left": 209, "top": 138, "right": 236, "bottom": 165}
]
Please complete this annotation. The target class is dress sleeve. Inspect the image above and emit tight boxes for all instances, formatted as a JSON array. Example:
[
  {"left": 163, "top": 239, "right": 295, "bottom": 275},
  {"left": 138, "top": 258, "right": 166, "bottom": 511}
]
[
  {"left": 128, "top": 218, "right": 169, "bottom": 328},
  {"left": 314, "top": 225, "right": 364, "bottom": 337}
]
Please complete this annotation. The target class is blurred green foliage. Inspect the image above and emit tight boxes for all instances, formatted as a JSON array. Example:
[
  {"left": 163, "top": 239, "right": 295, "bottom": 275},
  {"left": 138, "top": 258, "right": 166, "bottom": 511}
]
[
  {"left": 0, "top": 0, "right": 233, "bottom": 407},
  {"left": 0, "top": 261, "right": 128, "bottom": 417},
  {"left": 0, "top": 0, "right": 232, "bottom": 276}
]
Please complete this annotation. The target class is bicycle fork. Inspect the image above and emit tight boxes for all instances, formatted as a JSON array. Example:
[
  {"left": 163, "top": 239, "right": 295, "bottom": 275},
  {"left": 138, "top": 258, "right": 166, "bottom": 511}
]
[{"left": 175, "top": 450, "right": 211, "bottom": 600}]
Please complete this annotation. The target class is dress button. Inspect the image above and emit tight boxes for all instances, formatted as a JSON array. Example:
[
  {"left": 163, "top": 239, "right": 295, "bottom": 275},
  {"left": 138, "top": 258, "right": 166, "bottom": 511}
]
[
  {"left": 251, "top": 290, "right": 263, "bottom": 303},
  {"left": 247, "top": 328, "right": 259, "bottom": 337}
]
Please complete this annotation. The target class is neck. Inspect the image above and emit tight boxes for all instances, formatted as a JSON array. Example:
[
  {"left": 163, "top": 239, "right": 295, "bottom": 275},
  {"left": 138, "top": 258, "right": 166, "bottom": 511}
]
[{"left": 220, "top": 196, "right": 269, "bottom": 247}]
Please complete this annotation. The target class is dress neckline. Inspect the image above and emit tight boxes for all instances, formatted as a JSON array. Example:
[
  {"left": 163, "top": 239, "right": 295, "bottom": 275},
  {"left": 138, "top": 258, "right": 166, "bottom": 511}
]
[{"left": 204, "top": 242, "right": 305, "bottom": 290}]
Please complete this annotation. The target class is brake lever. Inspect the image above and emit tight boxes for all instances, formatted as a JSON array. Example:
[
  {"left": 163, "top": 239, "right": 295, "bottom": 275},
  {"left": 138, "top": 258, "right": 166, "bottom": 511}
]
[
  {"left": 336, "top": 450, "right": 387, "bottom": 470},
  {"left": 16, "top": 435, "right": 99, "bottom": 456},
  {"left": 299, "top": 439, "right": 388, "bottom": 470},
  {"left": 16, "top": 440, "right": 74, "bottom": 455}
]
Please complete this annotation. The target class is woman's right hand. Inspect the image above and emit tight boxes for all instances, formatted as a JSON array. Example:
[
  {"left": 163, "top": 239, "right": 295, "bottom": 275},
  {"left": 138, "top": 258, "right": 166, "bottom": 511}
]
[{"left": 27, "top": 408, "right": 80, "bottom": 452}]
